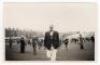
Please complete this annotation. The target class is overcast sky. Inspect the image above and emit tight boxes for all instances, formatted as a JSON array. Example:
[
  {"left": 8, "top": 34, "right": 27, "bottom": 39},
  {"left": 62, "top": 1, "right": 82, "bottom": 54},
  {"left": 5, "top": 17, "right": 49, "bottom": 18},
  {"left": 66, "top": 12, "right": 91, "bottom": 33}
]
[{"left": 4, "top": 2, "right": 97, "bottom": 33}]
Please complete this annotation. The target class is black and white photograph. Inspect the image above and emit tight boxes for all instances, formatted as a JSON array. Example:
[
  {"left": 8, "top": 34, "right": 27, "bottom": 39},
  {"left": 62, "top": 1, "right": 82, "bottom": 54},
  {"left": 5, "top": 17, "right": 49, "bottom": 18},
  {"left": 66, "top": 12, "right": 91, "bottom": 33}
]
[{"left": 4, "top": 2, "right": 96, "bottom": 61}]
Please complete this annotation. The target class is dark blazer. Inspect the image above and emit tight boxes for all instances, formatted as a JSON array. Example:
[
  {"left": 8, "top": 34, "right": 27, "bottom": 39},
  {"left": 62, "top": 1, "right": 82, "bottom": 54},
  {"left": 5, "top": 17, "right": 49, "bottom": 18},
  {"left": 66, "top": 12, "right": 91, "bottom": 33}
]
[{"left": 44, "top": 31, "right": 59, "bottom": 50}]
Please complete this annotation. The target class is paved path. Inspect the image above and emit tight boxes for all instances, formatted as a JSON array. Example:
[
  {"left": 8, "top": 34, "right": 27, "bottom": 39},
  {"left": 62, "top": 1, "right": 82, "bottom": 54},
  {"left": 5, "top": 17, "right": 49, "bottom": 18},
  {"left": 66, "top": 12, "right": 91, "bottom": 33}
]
[{"left": 6, "top": 41, "right": 94, "bottom": 61}]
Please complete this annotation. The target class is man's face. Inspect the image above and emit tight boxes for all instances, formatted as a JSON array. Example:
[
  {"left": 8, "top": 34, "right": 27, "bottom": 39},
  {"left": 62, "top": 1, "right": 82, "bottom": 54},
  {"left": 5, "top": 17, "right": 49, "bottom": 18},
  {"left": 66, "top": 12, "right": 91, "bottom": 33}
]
[{"left": 50, "top": 26, "right": 53, "bottom": 31}]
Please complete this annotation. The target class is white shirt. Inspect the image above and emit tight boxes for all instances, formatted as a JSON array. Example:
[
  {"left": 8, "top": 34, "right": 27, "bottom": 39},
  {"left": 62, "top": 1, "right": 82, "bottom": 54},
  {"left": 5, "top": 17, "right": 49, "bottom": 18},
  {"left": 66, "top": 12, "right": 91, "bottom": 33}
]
[
  {"left": 50, "top": 31, "right": 54, "bottom": 36},
  {"left": 50, "top": 31, "right": 54, "bottom": 39}
]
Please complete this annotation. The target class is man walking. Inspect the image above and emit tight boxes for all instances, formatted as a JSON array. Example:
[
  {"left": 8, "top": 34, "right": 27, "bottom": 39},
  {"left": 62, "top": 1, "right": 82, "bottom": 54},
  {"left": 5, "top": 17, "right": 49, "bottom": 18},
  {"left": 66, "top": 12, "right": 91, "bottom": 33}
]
[{"left": 44, "top": 25, "right": 59, "bottom": 61}]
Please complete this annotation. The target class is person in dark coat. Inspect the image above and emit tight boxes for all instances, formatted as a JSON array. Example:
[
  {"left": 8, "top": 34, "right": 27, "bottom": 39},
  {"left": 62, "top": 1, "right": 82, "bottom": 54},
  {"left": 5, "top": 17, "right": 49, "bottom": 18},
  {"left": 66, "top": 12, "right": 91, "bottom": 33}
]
[
  {"left": 63, "top": 39, "right": 69, "bottom": 48},
  {"left": 44, "top": 25, "right": 59, "bottom": 61},
  {"left": 91, "top": 36, "right": 95, "bottom": 43},
  {"left": 9, "top": 37, "right": 13, "bottom": 48},
  {"left": 79, "top": 33, "right": 84, "bottom": 49},
  {"left": 20, "top": 37, "right": 26, "bottom": 53}
]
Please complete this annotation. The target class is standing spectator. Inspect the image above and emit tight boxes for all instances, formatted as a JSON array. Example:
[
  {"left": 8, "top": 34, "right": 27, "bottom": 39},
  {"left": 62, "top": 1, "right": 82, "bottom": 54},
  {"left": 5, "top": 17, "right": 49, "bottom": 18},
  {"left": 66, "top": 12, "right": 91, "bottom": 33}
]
[
  {"left": 9, "top": 37, "right": 13, "bottom": 48},
  {"left": 79, "top": 32, "right": 84, "bottom": 49},
  {"left": 32, "top": 37, "right": 38, "bottom": 55},
  {"left": 91, "top": 36, "right": 95, "bottom": 43},
  {"left": 20, "top": 36, "right": 26, "bottom": 53},
  {"left": 63, "top": 39, "right": 69, "bottom": 49}
]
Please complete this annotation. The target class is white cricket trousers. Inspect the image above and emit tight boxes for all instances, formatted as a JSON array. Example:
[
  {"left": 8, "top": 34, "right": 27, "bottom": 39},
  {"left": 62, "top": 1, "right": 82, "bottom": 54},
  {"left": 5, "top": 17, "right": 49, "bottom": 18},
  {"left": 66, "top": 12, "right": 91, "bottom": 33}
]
[{"left": 46, "top": 47, "right": 57, "bottom": 61}]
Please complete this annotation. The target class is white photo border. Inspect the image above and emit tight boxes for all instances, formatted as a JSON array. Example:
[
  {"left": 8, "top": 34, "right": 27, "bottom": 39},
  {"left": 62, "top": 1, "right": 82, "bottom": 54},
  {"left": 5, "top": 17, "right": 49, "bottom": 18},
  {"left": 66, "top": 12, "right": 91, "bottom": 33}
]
[{"left": 0, "top": 0, "right": 99, "bottom": 65}]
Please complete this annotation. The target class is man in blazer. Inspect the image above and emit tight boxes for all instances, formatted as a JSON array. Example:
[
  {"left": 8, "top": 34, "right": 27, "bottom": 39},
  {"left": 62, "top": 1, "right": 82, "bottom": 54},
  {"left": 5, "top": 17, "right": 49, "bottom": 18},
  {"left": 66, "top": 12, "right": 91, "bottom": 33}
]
[{"left": 44, "top": 25, "right": 59, "bottom": 61}]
